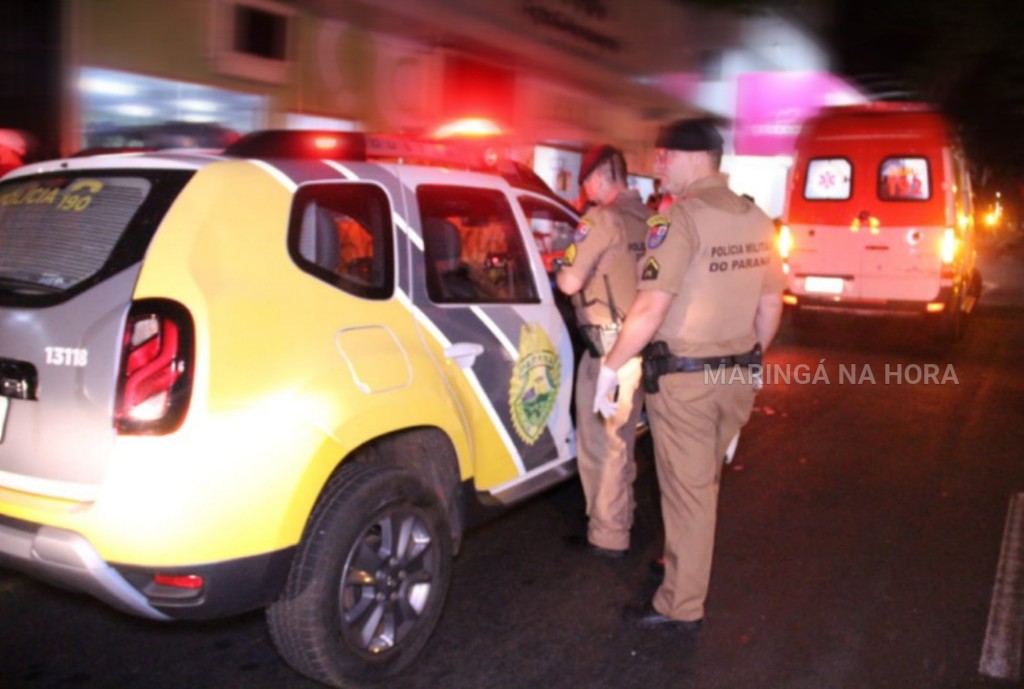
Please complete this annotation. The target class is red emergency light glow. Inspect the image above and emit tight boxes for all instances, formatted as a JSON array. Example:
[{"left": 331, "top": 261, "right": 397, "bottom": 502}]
[
  {"left": 223, "top": 130, "right": 368, "bottom": 160},
  {"left": 432, "top": 117, "right": 504, "bottom": 138},
  {"left": 313, "top": 136, "right": 341, "bottom": 150}
]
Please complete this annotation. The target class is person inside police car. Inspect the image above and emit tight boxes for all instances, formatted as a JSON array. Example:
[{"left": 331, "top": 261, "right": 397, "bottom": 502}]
[
  {"left": 555, "top": 144, "right": 649, "bottom": 557},
  {"left": 594, "top": 118, "right": 785, "bottom": 631}
]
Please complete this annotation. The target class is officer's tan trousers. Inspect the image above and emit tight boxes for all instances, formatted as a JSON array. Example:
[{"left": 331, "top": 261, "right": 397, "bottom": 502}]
[
  {"left": 575, "top": 351, "right": 644, "bottom": 551},
  {"left": 646, "top": 368, "right": 756, "bottom": 621}
]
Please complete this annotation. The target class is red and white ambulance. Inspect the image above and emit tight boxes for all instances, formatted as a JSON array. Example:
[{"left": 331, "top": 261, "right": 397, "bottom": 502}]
[{"left": 778, "top": 102, "right": 982, "bottom": 341}]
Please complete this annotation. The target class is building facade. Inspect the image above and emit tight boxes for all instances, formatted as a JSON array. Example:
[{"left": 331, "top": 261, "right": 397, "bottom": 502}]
[{"left": 4, "top": 0, "right": 860, "bottom": 210}]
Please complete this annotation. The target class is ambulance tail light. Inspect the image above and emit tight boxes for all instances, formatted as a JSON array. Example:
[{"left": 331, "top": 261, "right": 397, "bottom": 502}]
[
  {"left": 940, "top": 227, "right": 960, "bottom": 276},
  {"left": 783, "top": 293, "right": 799, "bottom": 306},
  {"left": 940, "top": 227, "right": 960, "bottom": 263},
  {"left": 777, "top": 224, "right": 793, "bottom": 260},
  {"left": 115, "top": 299, "right": 194, "bottom": 435}
]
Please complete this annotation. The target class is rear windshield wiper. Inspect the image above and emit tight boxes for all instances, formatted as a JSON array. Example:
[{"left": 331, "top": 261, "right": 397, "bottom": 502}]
[{"left": 0, "top": 276, "right": 63, "bottom": 295}]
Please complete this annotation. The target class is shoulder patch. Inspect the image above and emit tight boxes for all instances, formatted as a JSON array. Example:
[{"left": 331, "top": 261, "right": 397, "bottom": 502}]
[
  {"left": 574, "top": 218, "right": 592, "bottom": 243},
  {"left": 646, "top": 215, "right": 670, "bottom": 250},
  {"left": 563, "top": 243, "right": 577, "bottom": 266},
  {"left": 641, "top": 257, "right": 660, "bottom": 281}
]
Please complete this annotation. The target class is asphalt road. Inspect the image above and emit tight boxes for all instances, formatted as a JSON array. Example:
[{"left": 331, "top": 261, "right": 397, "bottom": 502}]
[{"left": 1, "top": 239, "right": 1023, "bottom": 689}]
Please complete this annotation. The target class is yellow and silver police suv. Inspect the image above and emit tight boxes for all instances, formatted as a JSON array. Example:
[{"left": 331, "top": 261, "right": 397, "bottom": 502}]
[{"left": 0, "top": 130, "right": 584, "bottom": 687}]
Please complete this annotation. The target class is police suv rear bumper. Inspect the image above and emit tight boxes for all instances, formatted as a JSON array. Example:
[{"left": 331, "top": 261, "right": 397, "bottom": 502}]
[
  {"left": 0, "top": 514, "right": 169, "bottom": 619},
  {"left": 0, "top": 514, "right": 293, "bottom": 621}
]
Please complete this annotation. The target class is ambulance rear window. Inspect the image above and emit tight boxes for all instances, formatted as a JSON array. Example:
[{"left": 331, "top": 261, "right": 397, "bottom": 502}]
[
  {"left": 804, "top": 158, "right": 852, "bottom": 200},
  {"left": 878, "top": 157, "right": 930, "bottom": 201}
]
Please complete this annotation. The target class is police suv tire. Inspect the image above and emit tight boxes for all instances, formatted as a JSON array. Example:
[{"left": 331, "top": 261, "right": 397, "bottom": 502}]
[{"left": 267, "top": 463, "right": 453, "bottom": 687}]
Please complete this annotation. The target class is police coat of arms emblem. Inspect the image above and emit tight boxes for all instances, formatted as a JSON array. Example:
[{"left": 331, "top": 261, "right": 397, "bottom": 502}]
[{"left": 509, "top": 323, "right": 560, "bottom": 445}]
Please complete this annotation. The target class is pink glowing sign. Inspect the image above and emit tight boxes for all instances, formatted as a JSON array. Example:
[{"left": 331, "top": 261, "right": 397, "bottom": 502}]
[{"left": 735, "top": 72, "right": 865, "bottom": 157}]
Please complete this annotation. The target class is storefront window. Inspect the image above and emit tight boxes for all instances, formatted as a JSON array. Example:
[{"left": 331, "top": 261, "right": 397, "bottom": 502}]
[
  {"left": 533, "top": 145, "right": 582, "bottom": 204},
  {"left": 77, "top": 67, "right": 265, "bottom": 150}
]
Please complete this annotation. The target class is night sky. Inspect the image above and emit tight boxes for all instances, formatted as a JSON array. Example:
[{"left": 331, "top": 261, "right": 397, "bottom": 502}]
[{"left": 823, "top": 0, "right": 1024, "bottom": 187}]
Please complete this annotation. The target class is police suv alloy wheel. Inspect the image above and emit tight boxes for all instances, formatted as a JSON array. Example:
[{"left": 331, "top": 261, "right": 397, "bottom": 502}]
[{"left": 267, "top": 463, "right": 453, "bottom": 686}]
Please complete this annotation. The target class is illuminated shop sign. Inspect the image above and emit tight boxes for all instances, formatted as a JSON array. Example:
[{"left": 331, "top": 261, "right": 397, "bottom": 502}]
[{"left": 735, "top": 71, "right": 865, "bottom": 157}]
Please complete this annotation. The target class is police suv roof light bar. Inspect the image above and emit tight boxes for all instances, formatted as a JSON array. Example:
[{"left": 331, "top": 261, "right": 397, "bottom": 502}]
[
  {"left": 223, "top": 128, "right": 503, "bottom": 170},
  {"left": 223, "top": 130, "right": 369, "bottom": 160}
]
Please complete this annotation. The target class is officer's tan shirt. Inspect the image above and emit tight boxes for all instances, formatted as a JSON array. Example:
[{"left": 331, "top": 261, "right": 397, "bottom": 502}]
[
  {"left": 637, "top": 175, "right": 786, "bottom": 357},
  {"left": 561, "top": 189, "right": 649, "bottom": 327}
]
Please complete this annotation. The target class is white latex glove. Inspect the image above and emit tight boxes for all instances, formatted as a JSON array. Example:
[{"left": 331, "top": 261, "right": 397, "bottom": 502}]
[
  {"left": 593, "top": 365, "right": 620, "bottom": 418},
  {"left": 723, "top": 432, "right": 740, "bottom": 464}
]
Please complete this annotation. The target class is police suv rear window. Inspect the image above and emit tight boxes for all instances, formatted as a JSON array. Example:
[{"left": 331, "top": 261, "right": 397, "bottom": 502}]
[
  {"left": 0, "top": 171, "right": 192, "bottom": 305},
  {"left": 804, "top": 158, "right": 852, "bottom": 200}
]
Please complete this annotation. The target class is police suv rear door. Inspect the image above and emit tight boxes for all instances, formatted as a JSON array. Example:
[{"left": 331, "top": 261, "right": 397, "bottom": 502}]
[{"left": 399, "top": 170, "right": 576, "bottom": 503}]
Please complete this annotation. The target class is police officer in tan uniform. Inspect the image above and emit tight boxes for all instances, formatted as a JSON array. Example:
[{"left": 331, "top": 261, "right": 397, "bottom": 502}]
[
  {"left": 556, "top": 144, "right": 649, "bottom": 556},
  {"left": 595, "top": 118, "right": 785, "bottom": 630}
]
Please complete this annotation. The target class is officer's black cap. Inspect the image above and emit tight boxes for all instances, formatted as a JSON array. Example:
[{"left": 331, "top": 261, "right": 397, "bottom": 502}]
[
  {"left": 655, "top": 117, "right": 724, "bottom": 152},
  {"left": 578, "top": 144, "right": 623, "bottom": 185}
]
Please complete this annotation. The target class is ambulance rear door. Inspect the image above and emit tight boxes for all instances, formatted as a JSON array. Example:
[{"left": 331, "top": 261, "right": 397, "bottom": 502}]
[
  {"left": 786, "top": 152, "right": 866, "bottom": 299},
  {"left": 857, "top": 146, "right": 948, "bottom": 302}
]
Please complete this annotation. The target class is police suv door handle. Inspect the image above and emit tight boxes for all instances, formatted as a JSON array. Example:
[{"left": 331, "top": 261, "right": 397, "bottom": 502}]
[{"left": 444, "top": 342, "right": 485, "bottom": 369}]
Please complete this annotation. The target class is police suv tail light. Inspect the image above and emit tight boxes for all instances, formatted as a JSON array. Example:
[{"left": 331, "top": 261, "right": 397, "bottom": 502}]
[{"left": 115, "top": 299, "right": 194, "bottom": 435}]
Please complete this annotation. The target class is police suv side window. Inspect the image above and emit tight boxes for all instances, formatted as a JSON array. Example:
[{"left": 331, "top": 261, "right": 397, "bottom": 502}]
[
  {"left": 289, "top": 183, "right": 394, "bottom": 300},
  {"left": 518, "top": 196, "right": 577, "bottom": 274},
  {"left": 417, "top": 185, "right": 540, "bottom": 304}
]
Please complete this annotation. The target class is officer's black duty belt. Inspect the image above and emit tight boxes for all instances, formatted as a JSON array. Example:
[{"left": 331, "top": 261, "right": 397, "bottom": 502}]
[
  {"left": 659, "top": 346, "right": 762, "bottom": 373},
  {"left": 640, "top": 341, "right": 762, "bottom": 393}
]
